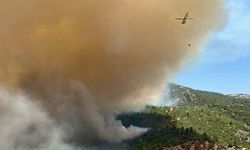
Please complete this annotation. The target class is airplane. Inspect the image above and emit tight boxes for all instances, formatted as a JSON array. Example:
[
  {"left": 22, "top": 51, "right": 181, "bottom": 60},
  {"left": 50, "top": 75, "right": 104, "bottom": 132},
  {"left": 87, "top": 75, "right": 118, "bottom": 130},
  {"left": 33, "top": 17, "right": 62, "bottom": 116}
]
[{"left": 175, "top": 12, "right": 193, "bottom": 24}]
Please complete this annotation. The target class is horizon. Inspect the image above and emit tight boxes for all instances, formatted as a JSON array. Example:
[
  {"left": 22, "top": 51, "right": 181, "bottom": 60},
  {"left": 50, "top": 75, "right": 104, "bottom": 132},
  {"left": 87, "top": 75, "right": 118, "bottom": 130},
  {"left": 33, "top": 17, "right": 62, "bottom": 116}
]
[{"left": 169, "top": 82, "right": 249, "bottom": 95}]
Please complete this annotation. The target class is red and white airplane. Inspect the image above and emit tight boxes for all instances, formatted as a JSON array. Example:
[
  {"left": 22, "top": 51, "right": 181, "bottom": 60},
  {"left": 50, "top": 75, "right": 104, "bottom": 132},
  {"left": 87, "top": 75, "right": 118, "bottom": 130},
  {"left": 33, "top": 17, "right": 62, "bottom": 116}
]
[{"left": 175, "top": 12, "right": 193, "bottom": 24}]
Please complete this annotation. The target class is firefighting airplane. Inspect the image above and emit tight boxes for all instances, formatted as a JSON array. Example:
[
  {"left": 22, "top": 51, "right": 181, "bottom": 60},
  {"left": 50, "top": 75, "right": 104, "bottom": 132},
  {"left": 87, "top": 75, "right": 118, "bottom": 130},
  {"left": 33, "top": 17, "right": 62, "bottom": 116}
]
[{"left": 175, "top": 12, "right": 193, "bottom": 24}]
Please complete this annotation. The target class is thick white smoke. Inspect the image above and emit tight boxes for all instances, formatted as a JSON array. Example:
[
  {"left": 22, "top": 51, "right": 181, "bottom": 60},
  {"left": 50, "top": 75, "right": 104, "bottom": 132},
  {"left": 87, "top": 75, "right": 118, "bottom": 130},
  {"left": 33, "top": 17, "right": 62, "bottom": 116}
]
[
  {"left": 0, "top": 86, "right": 145, "bottom": 149},
  {"left": 0, "top": 88, "right": 76, "bottom": 150}
]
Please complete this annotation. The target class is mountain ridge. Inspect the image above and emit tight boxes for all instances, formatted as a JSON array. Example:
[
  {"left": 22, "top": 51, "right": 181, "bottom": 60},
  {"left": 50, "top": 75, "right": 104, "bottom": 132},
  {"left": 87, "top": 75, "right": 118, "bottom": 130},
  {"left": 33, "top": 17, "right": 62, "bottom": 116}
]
[
  {"left": 118, "top": 83, "right": 250, "bottom": 149},
  {"left": 228, "top": 94, "right": 250, "bottom": 99}
]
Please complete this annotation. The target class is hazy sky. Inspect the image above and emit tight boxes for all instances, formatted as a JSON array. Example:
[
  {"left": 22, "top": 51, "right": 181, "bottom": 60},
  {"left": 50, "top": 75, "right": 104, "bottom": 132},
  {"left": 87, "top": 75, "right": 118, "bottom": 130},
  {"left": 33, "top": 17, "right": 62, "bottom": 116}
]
[{"left": 174, "top": 0, "right": 250, "bottom": 94}]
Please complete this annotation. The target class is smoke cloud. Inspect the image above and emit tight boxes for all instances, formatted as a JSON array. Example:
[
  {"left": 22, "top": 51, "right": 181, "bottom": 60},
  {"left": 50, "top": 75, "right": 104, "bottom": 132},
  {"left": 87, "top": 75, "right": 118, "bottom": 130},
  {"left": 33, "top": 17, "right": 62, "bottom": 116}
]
[{"left": 0, "top": 0, "right": 226, "bottom": 149}]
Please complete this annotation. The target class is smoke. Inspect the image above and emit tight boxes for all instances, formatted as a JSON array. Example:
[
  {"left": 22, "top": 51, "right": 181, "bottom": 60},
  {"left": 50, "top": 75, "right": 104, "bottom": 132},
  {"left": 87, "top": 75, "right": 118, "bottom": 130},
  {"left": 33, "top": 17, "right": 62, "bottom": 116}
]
[
  {"left": 0, "top": 0, "right": 226, "bottom": 149},
  {"left": 0, "top": 88, "right": 77, "bottom": 150}
]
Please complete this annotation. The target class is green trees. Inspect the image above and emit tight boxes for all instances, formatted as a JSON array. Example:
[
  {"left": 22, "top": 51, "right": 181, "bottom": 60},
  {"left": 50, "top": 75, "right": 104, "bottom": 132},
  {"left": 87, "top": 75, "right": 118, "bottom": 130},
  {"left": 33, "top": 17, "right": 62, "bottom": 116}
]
[
  {"left": 118, "top": 110, "right": 214, "bottom": 150},
  {"left": 116, "top": 84, "right": 250, "bottom": 149}
]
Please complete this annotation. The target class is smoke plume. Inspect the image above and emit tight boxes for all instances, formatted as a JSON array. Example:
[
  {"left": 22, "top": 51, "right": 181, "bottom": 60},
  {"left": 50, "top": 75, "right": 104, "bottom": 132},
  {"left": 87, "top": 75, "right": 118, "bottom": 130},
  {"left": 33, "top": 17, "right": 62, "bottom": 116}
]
[{"left": 0, "top": 0, "right": 226, "bottom": 149}]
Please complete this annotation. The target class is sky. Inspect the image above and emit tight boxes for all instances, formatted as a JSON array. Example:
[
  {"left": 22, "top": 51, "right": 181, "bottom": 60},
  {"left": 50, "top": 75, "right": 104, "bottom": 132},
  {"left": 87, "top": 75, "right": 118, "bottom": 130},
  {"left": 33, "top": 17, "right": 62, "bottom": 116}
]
[{"left": 174, "top": 0, "right": 250, "bottom": 94}]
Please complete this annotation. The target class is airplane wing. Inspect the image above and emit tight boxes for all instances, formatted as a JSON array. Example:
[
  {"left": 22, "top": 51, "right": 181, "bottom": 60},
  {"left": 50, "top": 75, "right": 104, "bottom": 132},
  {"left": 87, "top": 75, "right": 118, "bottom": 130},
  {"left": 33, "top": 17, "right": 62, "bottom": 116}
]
[
  {"left": 175, "top": 18, "right": 184, "bottom": 20},
  {"left": 186, "top": 18, "right": 193, "bottom": 19}
]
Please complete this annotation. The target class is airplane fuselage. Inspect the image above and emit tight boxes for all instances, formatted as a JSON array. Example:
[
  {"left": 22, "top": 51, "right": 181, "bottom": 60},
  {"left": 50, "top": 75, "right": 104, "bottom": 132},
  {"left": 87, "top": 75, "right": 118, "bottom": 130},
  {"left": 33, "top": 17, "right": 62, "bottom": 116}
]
[
  {"left": 181, "top": 13, "right": 189, "bottom": 24},
  {"left": 175, "top": 12, "right": 192, "bottom": 24}
]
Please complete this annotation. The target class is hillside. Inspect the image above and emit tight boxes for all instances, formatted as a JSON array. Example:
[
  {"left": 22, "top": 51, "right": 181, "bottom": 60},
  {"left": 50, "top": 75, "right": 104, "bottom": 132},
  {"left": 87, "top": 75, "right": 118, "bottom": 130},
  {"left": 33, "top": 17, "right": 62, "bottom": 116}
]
[
  {"left": 118, "top": 84, "right": 250, "bottom": 149},
  {"left": 228, "top": 94, "right": 250, "bottom": 100}
]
